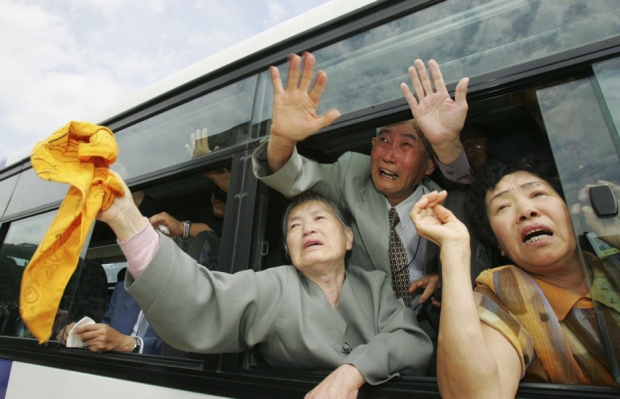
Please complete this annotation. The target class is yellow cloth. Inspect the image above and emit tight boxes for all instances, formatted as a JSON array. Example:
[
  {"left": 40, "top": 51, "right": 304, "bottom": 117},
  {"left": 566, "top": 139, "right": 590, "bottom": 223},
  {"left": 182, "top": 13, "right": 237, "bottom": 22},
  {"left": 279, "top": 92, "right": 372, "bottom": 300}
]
[{"left": 20, "top": 121, "right": 124, "bottom": 343}]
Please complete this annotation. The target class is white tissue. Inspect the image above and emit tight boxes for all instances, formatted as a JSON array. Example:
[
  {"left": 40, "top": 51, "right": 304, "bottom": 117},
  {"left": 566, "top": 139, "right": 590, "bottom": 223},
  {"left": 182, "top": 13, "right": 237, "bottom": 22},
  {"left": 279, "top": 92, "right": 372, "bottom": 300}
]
[{"left": 66, "top": 316, "right": 95, "bottom": 348}]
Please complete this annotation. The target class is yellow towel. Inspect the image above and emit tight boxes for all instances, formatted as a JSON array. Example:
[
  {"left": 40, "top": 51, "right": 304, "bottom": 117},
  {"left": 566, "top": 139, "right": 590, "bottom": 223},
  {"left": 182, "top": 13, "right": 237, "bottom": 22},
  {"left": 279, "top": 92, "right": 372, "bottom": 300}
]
[{"left": 20, "top": 121, "right": 124, "bottom": 343}]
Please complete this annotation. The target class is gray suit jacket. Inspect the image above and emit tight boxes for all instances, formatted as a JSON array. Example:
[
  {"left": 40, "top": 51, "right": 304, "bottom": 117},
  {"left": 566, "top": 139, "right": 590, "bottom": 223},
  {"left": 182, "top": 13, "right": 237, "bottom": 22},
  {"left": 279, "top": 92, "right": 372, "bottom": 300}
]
[
  {"left": 252, "top": 142, "right": 490, "bottom": 284},
  {"left": 125, "top": 235, "right": 433, "bottom": 384}
]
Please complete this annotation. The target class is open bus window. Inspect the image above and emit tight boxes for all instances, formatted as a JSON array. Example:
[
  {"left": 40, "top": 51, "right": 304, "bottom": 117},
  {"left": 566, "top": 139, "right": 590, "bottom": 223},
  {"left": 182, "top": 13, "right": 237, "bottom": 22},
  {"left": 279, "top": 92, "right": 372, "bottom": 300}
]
[
  {"left": 535, "top": 61, "right": 620, "bottom": 384},
  {"left": 59, "top": 165, "right": 230, "bottom": 364},
  {"left": 0, "top": 211, "right": 73, "bottom": 339}
]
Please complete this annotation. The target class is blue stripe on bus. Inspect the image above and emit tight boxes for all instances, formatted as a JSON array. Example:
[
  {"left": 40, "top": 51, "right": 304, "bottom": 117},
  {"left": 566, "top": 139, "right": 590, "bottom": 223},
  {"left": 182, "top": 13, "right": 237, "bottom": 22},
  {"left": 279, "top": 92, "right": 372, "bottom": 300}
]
[{"left": 0, "top": 359, "right": 11, "bottom": 399}]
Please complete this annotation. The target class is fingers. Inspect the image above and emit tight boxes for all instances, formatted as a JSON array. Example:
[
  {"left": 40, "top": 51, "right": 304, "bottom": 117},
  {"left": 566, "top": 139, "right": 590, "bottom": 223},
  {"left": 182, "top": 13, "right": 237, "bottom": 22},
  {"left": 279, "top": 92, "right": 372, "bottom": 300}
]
[
  {"left": 415, "top": 58, "right": 434, "bottom": 96},
  {"left": 408, "top": 279, "right": 426, "bottom": 293},
  {"left": 318, "top": 108, "right": 341, "bottom": 130},
  {"left": 308, "top": 70, "right": 328, "bottom": 105},
  {"left": 270, "top": 65, "right": 283, "bottom": 94},
  {"left": 401, "top": 80, "right": 418, "bottom": 110},
  {"left": 286, "top": 53, "right": 302, "bottom": 91},
  {"left": 298, "top": 52, "right": 316, "bottom": 92},
  {"left": 419, "top": 279, "right": 439, "bottom": 304},
  {"left": 427, "top": 59, "right": 445, "bottom": 93},
  {"left": 455, "top": 77, "right": 469, "bottom": 109}
]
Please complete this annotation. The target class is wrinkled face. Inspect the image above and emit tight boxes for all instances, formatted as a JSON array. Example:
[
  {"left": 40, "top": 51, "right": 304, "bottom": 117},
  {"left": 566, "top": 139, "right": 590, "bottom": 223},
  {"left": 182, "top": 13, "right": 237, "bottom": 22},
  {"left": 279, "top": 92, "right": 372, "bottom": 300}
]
[
  {"left": 371, "top": 122, "right": 436, "bottom": 206},
  {"left": 285, "top": 200, "right": 353, "bottom": 273},
  {"left": 486, "top": 171, "right": 578, "bottom": 275}
]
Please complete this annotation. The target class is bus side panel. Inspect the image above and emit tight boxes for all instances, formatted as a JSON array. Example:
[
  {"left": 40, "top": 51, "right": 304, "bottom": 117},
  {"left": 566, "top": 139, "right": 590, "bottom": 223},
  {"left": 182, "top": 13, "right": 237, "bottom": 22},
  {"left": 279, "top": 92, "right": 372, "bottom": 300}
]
[
  {"left": 0, "top": 358, "right": 11, "bottom": 399},
  {"left": 4, "top": 361, "right": 229, "bottom": 399}
]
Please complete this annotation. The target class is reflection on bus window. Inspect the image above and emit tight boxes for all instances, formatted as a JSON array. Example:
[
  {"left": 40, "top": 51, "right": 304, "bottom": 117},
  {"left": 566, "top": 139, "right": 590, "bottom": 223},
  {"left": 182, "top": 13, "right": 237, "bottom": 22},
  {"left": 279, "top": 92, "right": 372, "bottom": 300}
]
[
  {"left": 3, "top": 168, "right": 69, "bottom": 219},
  {"left": 537, "top": 69, "right": 620, "bottom": 383},
  {"left": 0, "top": 174, "right": 18, "bottom": 219},
  {"left": 256, "top": 0, "right": 620, "bottom": 130},
  {"left": 112, "top": 77, "right": 255, "bottom": 179}
]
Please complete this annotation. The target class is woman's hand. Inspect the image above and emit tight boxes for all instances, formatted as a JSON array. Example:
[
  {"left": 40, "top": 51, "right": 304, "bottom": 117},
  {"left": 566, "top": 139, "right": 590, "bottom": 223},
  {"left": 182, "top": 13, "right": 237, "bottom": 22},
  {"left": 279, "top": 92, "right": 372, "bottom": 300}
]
[
  {"left": 410, "top": 190, "right": 469, "bottom": 248},
  {"left": 305, "top": 364, "right": 365, "bottom": 399},
  {"left": 96, "top": 170, "right": 147, "bottom": 241}
]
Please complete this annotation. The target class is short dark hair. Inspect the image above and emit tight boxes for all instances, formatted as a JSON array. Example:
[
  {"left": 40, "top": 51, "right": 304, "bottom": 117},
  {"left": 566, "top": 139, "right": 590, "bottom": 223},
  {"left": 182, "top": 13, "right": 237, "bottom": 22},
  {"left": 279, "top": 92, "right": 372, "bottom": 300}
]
[{"left": 465, "top": 156, "right": 563, "bottom": 246}]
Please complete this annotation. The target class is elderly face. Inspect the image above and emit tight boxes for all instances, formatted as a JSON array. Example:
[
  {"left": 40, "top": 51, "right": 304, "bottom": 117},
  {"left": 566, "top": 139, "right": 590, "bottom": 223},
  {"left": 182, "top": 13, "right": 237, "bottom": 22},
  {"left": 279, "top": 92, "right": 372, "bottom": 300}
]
[
  {"left": 285, "top": 200, "right": 353, "bottom": 273},
  {"left": 485, "top": 171, "right": 578, "bottom": 275},
  {"left": 371, "top": 122, "right": 436, "bottom": 207}
]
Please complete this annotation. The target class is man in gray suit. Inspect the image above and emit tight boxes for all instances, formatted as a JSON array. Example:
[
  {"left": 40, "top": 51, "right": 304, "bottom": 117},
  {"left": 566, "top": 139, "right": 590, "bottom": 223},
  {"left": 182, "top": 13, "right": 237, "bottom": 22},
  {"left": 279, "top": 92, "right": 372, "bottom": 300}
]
[{"left": 252, "top": 52, "right": 482, "bottom": 312}]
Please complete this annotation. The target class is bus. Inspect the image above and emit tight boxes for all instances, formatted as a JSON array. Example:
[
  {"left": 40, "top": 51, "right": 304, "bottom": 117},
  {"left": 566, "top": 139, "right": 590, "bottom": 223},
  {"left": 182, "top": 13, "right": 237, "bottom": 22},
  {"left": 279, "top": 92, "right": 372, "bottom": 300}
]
[{"left": 1, "top": 0, "right": 620, "bottom": 397}]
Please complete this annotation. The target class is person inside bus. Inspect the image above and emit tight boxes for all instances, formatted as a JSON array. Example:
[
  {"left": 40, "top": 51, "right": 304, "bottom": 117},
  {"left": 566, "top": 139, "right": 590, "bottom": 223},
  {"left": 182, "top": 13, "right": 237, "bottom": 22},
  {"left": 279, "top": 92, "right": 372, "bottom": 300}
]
[
  {"left": 409, "top": 157, "right": 620, "bottom": 397},
  {"left": 460, "top": 124, "right": 495, "bottom": 179},
  {"left": 251, "top": 52, "right": 487, "bottom": 314},
  {"left": 58, "top": 277, "right": 164, "bottom": 355},
  {"left": 133, "top": 168, "right": 229, "bottom": 269},
  {"left": 147, "top": 168, "right": 229, "bottom": 269},
  {"left": 93, "top": 177, "right": 433, "bottom": 398}
]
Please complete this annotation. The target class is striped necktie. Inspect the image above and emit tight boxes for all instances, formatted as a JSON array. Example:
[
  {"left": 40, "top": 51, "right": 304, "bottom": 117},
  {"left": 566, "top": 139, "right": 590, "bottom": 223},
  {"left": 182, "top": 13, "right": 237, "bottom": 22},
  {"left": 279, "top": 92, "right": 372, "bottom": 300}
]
[
  {"left": 389, "top": 208, "right": 412, "bottom": 307},
  {"left": 136, "top": 312, "right": 150, "bottom": 337}
]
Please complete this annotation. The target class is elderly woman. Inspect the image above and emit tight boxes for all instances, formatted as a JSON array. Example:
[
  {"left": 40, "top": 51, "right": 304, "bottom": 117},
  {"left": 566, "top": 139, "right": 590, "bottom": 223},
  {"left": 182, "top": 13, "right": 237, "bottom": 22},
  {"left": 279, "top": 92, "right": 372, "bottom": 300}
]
[
  {"left": 92, "top": 176, "right": 432, "bottom": 398},
  {"left": 409, "top": 157, "right": 620, "bottom": 398}
]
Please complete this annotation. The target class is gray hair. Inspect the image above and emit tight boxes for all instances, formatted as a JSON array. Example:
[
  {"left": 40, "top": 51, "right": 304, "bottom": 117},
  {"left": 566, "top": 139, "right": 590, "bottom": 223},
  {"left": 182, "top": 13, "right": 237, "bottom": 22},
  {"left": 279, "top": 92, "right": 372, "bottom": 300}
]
[{"left": 376, "top": 119, "right": 434, "bottom": 158}]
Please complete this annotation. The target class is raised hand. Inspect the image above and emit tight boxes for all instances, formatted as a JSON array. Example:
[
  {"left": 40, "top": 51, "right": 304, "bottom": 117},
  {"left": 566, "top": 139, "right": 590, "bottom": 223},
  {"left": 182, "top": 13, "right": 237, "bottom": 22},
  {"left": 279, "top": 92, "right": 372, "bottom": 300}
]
[
  {"left": 185, "top": 128, "right": 219, "bottom": 158},
  {"left": 267, "top": 52, "right": 340, "bottom": 173},
  {"left": 409, "top": 190, "right": 469, "bottom": 247},
  {"left": 401, "top": 60, "right": 469, "bottom": 163},
  {"left": 270, "top": 52, "right": 341, "bottom": 143}
]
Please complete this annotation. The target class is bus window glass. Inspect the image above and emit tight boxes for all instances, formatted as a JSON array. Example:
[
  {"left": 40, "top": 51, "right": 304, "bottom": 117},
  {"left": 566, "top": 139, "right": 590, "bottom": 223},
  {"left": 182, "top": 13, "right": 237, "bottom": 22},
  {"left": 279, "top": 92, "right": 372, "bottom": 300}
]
[
  {"left": 258, "top": 0, "right": 620, "bottom": 125},
  {"left": 537, "top": 73, "right": 620, "bottom": 383},
  {"left": 0, "top": 211, "right": 59, "bottom": 337},
  {"left": 112, "top": 77, "right": 256, "bottom": 179},
  {"left": 593, "top": 57, "right": 620, "bottom": 142},
  {"left": 4, "top": 168, "right": 68, "bottom": 218},
  {"left": 0, "top": 174, "right": 18, "bottom": 219}
]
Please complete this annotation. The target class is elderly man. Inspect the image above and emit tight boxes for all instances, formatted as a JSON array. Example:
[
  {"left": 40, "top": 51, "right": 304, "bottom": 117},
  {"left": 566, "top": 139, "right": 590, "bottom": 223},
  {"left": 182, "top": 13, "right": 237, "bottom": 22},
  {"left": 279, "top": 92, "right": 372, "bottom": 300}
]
[{"left": 252, "top": 52, "right": 484, "bottom": 312}]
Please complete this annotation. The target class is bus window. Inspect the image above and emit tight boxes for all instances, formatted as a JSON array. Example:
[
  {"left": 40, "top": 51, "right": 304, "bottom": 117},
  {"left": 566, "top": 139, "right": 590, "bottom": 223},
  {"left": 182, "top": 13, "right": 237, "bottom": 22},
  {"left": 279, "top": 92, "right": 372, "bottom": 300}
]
[
  {"left": 3, "top": 168, "right": 69, "bottom": 219},
  {"left": 0, "top": 174, "right": 18, "bottom": 219},
  {"left": 0, "top": 211, "right": 68, "bottom": 338},
  {"left": 537, "top": 61, "right": 620, "bottom": 383},
  {"left": 112, "top": 76, "right": 256, "bottom": 180},
  {"left": 67, "top": 165, "right": 231, "bottom": 363},
  {"left": 256, "top": 0, "right": 620, "bottom": 127}
]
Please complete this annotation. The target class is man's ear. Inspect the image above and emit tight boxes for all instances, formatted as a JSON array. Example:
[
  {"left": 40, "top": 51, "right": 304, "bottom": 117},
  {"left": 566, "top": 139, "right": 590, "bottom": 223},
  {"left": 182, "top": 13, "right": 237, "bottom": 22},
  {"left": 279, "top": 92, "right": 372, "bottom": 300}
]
[{"left": 425, "top": 157, "right": 437, "bottom": 176}]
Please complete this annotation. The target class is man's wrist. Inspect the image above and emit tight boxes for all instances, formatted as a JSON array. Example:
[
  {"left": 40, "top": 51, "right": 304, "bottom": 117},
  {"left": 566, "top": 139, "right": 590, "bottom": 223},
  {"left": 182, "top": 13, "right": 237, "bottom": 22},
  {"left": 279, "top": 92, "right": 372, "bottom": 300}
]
[{"left": 131, "top": 336, "right": 142, "bottom": 353}]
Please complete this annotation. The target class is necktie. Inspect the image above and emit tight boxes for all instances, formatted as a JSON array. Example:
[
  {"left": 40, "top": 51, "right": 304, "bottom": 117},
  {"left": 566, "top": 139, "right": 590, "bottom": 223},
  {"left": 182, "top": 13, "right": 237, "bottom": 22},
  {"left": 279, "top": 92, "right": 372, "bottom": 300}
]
[
  {"left": 389, "top": 208, "right": 412, "bottom": 307},
  {"left": 136, "top": 312, "right": 150, "bottom": 337}
]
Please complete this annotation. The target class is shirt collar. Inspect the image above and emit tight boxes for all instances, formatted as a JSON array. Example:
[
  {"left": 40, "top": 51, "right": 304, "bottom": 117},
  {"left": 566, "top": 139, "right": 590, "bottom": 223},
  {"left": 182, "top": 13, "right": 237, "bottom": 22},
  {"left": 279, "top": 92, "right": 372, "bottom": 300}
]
[
  {"left": 530, "top": 276, "right": 589, "bottom": 321},
  {"left": 385, "top": 185, "right": 429, "bottom": 224}
]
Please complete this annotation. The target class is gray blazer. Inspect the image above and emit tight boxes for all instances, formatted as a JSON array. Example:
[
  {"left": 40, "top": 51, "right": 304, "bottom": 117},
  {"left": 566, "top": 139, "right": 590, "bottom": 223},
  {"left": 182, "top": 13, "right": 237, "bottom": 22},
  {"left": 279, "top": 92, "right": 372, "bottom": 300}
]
[
  {"left": 252, "top": 142, "right": 490, "bottom": 284},
  {"left": 125, "top": 235, "right": 433, "bottom": 385}
]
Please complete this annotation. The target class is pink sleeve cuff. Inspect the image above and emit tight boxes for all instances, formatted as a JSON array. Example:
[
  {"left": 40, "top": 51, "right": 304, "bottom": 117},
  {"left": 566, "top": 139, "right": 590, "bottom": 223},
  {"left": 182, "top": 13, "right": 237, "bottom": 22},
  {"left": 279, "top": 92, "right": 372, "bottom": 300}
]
[{"left": 118, "top": 217, "right": 161, "bottom": 280}]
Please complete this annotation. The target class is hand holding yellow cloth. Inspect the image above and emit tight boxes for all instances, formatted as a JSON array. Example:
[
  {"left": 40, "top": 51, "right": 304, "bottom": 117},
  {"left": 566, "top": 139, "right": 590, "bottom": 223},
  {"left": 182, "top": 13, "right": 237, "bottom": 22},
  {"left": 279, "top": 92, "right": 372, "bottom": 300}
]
[{"left": 20, "top": 121, "right": 124, "bottom": 343}]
